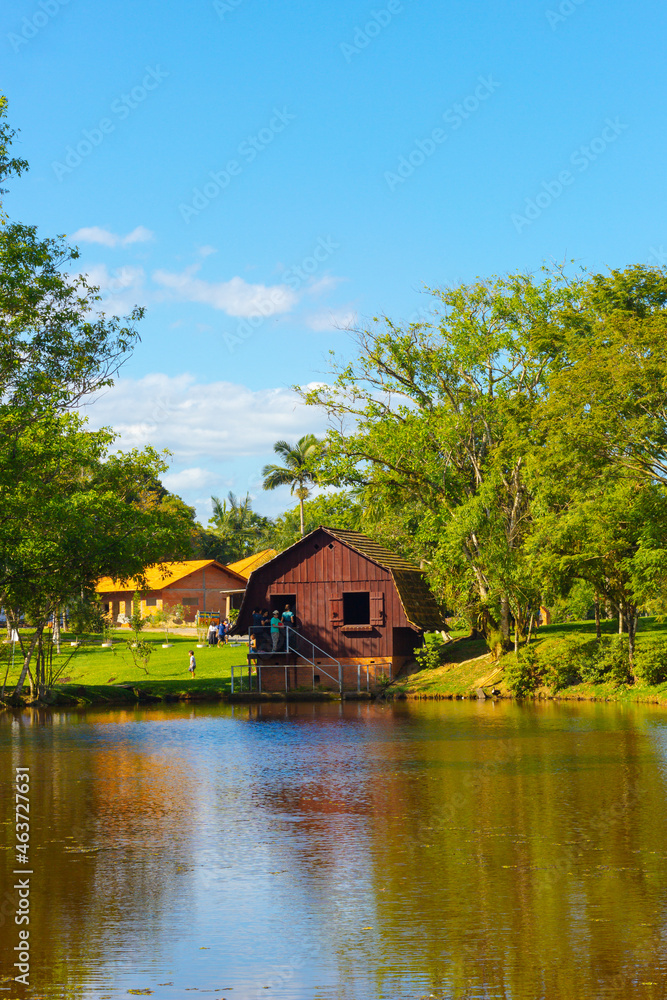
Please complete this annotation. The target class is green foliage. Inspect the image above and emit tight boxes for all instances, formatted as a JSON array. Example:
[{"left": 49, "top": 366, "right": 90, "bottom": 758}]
[
  {"left": 302, "top": 263, "right": 667, "bottom": 652},
  {"left": 415, "top": 633, "right": 448, "bottom": 671},
  {"left": 128, "top": 592, "right": 149, "bottom": 642},
  {"left": 634, "top": 638, "right": 667, "bottom": 686},
  {"left": 547, "top": 581, "right": 595, "bottom": 624},
  {"left": 262, "top": 490, "right": 362, "bottom": 552},
  {"left": 505, "top": 645, "right": 545, "bottom": 698},
  {"left": 205, "top": 492, "right": 272, "bottom": 562},
  {"left": 125, "top": 638, "right": 153, "bottom": 676},
  {"left": 538, "top": 636, "right": 596, "bottom": 691},
  {"left": 578, "top": 635, "right": 630, "bottom": 685},
  {"left": 67, "top": 597, "right": 106, "bottom": 636},
  {"left": 0, "top": 95, "right": 28, "bottom": 210},
  {"left": 262, "top": 435, "right": 326, "bottom": 535}
]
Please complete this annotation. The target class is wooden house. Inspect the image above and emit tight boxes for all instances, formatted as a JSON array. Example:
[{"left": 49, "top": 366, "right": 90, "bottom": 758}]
[
  {"left": 96, "top": 559, "right": 248, "bottom": 624},
  {"left": 233, "top": 527, "right": 446, "bottom": 691}
]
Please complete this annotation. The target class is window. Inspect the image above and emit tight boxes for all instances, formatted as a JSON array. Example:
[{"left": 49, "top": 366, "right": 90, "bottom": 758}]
[
  {"left": 183, "top": 597, "right": 199, "bottom": 606},
  {"left": 145, "top": 598, "right": 157, "bottom": 607},
  {"left": 343, "top": 592, "right": 370, "bottom": 625}
]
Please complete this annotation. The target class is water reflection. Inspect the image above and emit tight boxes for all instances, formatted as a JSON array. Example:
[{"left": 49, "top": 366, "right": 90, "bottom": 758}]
[{"left": 0, "top": 701, "right": 666, "bottom": 999}]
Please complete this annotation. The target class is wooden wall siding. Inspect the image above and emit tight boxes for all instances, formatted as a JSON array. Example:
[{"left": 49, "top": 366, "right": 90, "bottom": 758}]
[{"left": 239, "top": 528, "right": 421, "bottom": 660}]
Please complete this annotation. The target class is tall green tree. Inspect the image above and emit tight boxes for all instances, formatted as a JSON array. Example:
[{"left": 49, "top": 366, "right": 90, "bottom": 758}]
[
  {"left": 206, "top": 491, "right": 271, "bottom": 562},
  {"left": 1, "top": 416, "right": 193, "bottom": 698},
  {"left": 0, "top": 94, "right": 28, "bottom": 216},
  {"left": 302, "top": 271, "right": 577, "bottom": 642},
  {"left": 262, "top": 435, "right": 325, "bottom": 536}
]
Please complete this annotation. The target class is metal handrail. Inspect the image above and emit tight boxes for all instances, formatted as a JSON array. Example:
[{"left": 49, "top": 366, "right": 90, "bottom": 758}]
[{"left": 247, "top": 626, "right": 342, "bottom": 692}]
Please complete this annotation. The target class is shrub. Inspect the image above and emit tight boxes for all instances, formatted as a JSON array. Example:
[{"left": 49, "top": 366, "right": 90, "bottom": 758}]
[
  {"left": 635, "top": 639, "right": 667, "bottom": 686},
  {"left": 540, "top": 636, "right": 599, "bottom": 691},
  {"left": 582, "top": 635, "right": 631, "bottom": 686},
  {"left": 505, "top": 646, "right": 545, "bottom": 698},
  {"left": 415, "top": 633, "right": 448, "bottom": 671}
]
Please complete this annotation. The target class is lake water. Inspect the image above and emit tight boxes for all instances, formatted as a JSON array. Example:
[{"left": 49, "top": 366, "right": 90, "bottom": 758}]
[{"left": 1, "top": 699, "right": 667, "bottom": 1000}]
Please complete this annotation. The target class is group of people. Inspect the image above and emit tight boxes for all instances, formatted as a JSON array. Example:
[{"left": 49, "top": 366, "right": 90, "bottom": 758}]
[
  {"left": 250, "top": 605, "right": 295, "bottom": 652},
  {"left": 207, "top": 619, "right": 231, "bottom": 646}
]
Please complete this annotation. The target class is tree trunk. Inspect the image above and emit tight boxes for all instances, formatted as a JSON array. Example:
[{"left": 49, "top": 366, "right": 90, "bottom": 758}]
[
  {"left": 594, "top": 593, "right": 601, "bottom": 640},
  {"left": 299, "top": 497, "right": 305, "bottom": 537},
  {"left": 53, "top": 607, "right": 61, "bottom": 654},
  {"left": 627, "top": 605, "right": 638, "bottom": 679},
  {"left": 500, "top": 595, "right": 510, "bottom": 643},
  {"left": 12, "top": 626, "right": 44, "bottom": 699},
  {"left": 526, "top": 611, "right": 535, "bottom": 645}
]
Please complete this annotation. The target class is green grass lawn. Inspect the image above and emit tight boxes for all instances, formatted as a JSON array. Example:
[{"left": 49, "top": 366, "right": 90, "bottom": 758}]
[
  {"left": 1, "top": 631, "right": 252, "bottom": 703},
  {"left": 402, "top": 617, "right": 667, "bottom": 703}
]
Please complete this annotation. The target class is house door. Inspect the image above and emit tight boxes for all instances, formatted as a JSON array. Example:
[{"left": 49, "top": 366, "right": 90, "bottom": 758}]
[{"left": 269, "top": 594, "right": 296, "bottom": 617}]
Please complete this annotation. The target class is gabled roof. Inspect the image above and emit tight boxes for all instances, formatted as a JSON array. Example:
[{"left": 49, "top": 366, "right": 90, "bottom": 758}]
[
  {"left": 240, "top": 526, "right": 446, "bottom": 632},
  {"left": 322, "top": 528, "right": 446, "bottom": 630},
  {"left": 324, "top": 528, "right": 420, "bottom": 572},
  {"left": 226, "top": 549, "right": 277, "bottom": 579},
  {"left": 96, "top": 559, "right": 247, "bottom": 594}
]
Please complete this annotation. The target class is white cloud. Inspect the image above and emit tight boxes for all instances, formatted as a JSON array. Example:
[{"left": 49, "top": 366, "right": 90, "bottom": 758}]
[
  {"left": 162, "top": 467, "right": 219, "bottom": 492},
  {"left": 305, "top": 307, "right": 357, "bottom": 332},
  {"left": 81, "top": 263, "right": 147, "bottom": 315},
  {"left": 71, "top": 225, "right": 155, "bottom": 248},
  {"left": 152, "top": 264, "right": 298, "bottom": 318},
  {"left": 84, "top": 374, "right": 330, "bottom": 459}
]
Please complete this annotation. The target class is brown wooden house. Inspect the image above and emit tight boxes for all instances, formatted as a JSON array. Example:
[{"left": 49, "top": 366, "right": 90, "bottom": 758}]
[{"left": 234, "top": 527, "right": 446, "bottom": 691}]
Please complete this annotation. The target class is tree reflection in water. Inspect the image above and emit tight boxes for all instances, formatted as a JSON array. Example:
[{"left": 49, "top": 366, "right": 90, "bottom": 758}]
[{"left": 0, "top": 700, "right": 666, "bottom": 999}]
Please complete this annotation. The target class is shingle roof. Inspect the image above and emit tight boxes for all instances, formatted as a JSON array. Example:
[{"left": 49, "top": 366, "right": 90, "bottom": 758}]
[
  {"left": 323, "top": 528, "right": 447, "bottom": 632},
  {"left": 324, "top": 528, "right": 421, "bottom": 572},
  {"left": 96, "top": 559, "right": 246, "bottom": 593},
  {"left": 226, "top": 549, "right": 277, "bottom": 579}
]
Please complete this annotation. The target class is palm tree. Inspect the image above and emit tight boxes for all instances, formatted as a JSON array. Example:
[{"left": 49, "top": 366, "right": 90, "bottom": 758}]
[
  {"left": 262, "top": 435, "right": 324, "bottom": 536},
  {"left": 208, "top": 492, "right": 267, "bottom": 561}
]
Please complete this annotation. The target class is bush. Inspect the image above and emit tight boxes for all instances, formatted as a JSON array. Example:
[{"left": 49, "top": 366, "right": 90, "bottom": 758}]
[
  {"left": 415, "top": 633, "right": 448, "bottom": 671},
  {"left": 635, "top": 639, "right": 667, "bottom": 686},
  {"left": 582, "top": 635, "right": 631, "bottom": 686},
  {"left": 540, "top": 636, "right": 599, "bottom": 691},
  {"left": 505, "top": 646, "right": 545, "bottom": 698}
]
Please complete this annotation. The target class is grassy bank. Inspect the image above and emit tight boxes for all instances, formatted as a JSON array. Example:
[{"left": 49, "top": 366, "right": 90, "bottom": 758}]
[
  {"left": 0, "top": 631, "right": 251, "bottom": 706},
  {"left": 400, "top": 617, "right": 667, "bottom": 704}
]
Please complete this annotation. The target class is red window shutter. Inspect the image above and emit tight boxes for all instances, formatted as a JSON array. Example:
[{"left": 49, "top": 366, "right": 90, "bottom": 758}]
[
  {"left": 370, "top": 592, "right": 384, "bottom": 626},
  {"left": 330, "top": 595, "right": 343, "bottom": 627}
]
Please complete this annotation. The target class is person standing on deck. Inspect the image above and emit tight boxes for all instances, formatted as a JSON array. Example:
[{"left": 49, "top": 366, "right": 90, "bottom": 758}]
[
  {"left": 250, "top": 607, "right": 262, "bottom": 649},
  {"left": 270, "top": 610, "right": 282, "bottom": 652},
  {"left": 281, "top": 605, "right": 294, "bottom": 647}
]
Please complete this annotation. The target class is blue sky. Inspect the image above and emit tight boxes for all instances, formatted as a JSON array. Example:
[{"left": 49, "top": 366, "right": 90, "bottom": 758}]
[{"left": 3, "top": 0, "right": 666, "bottom": 520}]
